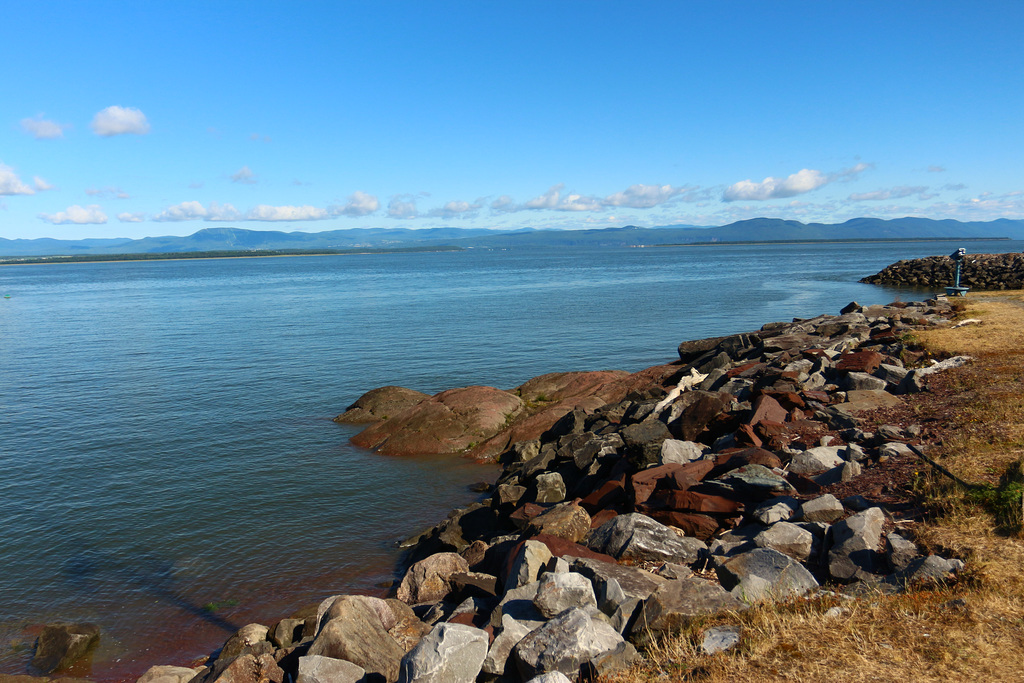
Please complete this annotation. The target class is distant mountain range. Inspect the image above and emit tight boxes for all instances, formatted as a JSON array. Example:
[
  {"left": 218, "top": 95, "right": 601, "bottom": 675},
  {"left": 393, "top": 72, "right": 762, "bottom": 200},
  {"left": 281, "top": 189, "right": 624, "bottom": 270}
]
[{"left": 3, "top": 217, "right": 1023, "bottom": 257}]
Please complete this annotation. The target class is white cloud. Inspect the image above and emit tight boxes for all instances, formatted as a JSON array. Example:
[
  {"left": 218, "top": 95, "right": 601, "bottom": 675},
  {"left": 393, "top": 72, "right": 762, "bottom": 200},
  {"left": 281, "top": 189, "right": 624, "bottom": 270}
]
[
  {"left": 331, "top": 190, "right": 379, "bottom": 217},
  {"left": 723, "top": 163, "right": 872, "bottom": 202},
  {"left": 427, "top": 199, "right": 483, "bottom": 219},
  {"left": 524, "top": 184, "right": 563, "bottom": 210},
  {"left": 558, "top": 193, "right": 603, "bottom": 211},
  {"left": 849, "top": 186, "right": 929, "bottom": 201},
  {"left": 20, "top": 115, "right": 67, "bottom": 140},
  {"left": 602, "top": 184, "right": 698, "bottom": 209},
  {"left": 245, "top": 205, "right": 329, "bottom": 221},
  {"left": 33, "top": 176, "right": 53, "bottom": 192},
  {"left": 153, "top": 201, "right": 240, "bottom": 222},
  {"left": 91, "top": 106, "right": 151, "bottom": 136},
  {"left": 117, "top": 212, "right": 146, "bottom": 223},
  {"left": 928, "top": 165, "right": 946, "bottom": 173},
  {"left": 490, "top": 195, "right": 515, "bottom": 213},
  {"left": 230, "top": 166, "right": 257, "bottom": 184},
  {"left": 39, "top": 204, "right": 108, "bottom": 224},
  {"left": 388, "top": 195, "right": 418, "bottom": 219},
  {"left": 521, "top": 184, "right": 603, "bottom": 212},
  {"left": 86, "top": 186, "right": 129, "bottom": 199},
  {"left": 0, "top": 163, "right": 35, "bottom": 195}
]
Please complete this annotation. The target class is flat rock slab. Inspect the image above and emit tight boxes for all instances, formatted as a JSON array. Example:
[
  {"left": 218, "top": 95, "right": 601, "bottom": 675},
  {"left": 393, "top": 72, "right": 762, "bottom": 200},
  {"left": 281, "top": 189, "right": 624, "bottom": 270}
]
[
  {"left": 334, "top": 386, "right": 430, "bottom": 424},
  {"left": 297, "top": 655, "right": 366, "bottom": 683},
  {"left": 835, "top": 390, "right": 903, "bottom": 414},
  {"left": 351, "top": 386, "right": 525, "bottom": 455}
]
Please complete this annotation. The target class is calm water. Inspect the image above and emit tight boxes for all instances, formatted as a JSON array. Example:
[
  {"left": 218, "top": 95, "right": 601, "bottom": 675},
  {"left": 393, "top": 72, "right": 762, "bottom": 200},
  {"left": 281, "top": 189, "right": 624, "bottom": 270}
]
[{"left": 0, "top": 240, "right": 1016, "bottom": 678}]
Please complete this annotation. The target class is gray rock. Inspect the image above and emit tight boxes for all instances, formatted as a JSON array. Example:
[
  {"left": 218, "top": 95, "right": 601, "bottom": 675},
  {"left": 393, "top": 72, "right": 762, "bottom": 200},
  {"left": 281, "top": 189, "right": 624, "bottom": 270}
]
[
  {"left": 752, "top": 496, "right": 799, "bottom": 525},
  {"left": 798, "top": 494, "right": 845, "bottom": 523},
  {"left": 136, "top": 665, "right": 203, "bottom": 683},
  {"left": 513, "top": 607, "right": 637, "bottom": 679},
  {"left": 621, "top": 419, "right": 673, "bottom": 469},
  {"left": 568, "top": 557, "right": 668, "bottom": 633},
  {"left": 717, "top": 548, "right": 819, "bottom": 604},
  {"left": 811, "top": 459, "right": 861, "bottom": 486},
  {"left": 482, "top": 614, "right": 533, "bottom": 677},
  {"left": 846, "top": 372, "right": 887, "bottom": 391},
  {"left": 533, "top": 571, "right": 597, "bottom": 619},
  {"left": 788, "top": 447, "right": 846, "bottom": 475},
  {"left": 879, "top": 442, "right": 915, "bottom": 460},
  {"left": 525, "top": 673, "right": 573, "bottom": 683},
  {"left": 892, "top": 554, "right": 963, "bottom": 585},
  {"left": 754, "top": 522, "right": 814, "bottom": 562},
  {"left": 31, "top": 622, "right": 101, "bottom": 674},
  {"left": 586, "top": 513, "right": 707, "bottom": 565},
  {"left": 701, "top": 625, "right": 742, "bottom": 655},
  {"left": 297, "top": 655, "right": 366, "bottom": 683},
  {"left": 886, "top": 532, "right": 920, "bottom": 572},
  {"left": 660, "top": 439, "right": 705, "bottom": 465},
  {"left": 828, "top": 507, "right": 886, "bottom": 581},
  {"left": 705, "top": 464, "right": 796, "bottom": 498},
  {"left": 631, "top": 577, "right": 744, "bottom": 642},
  {"left": 397, "top": 623, "right": 488, "bottom": 683},
  {"left": 534, "top": 472, "right": 566, "bottom": 504},
  {"left": 492, "top": 581, "right": 545, "bottom": 630},
  {"left": 505, "top": 540, "right": 554, "bottom": 592}
]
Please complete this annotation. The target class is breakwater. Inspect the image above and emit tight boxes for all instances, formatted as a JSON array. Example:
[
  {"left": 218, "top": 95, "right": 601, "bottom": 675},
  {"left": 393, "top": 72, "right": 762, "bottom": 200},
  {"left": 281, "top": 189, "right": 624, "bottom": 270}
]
[
  {"left": 30, "top": 295, "right": 970, "bottom": 683},
  {"left": 861, "top": 251, "right": 1024, "bottom": 290}
]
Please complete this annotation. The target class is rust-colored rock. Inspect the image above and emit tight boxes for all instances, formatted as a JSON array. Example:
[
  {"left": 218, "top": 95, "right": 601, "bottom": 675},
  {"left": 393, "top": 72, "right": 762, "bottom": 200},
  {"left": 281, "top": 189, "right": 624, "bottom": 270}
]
[
  {"left": 630, "top": 460, "right": 714, "bottom": 506},
  {"left": 745, "top": 394, "right": 788, "bottom": 426},
  {"left": 836, "top": 350, "right": 884, "bottom": 374},
  {"left": 351, "top": 386, "right": 524, "bottom": 456},
  {"left": 580, "top": 475, "right": 628, "bottom": 514},
  {"left": 647, "top": 511, "right": 721, "bottom": 540},
  {"left": 334, "top": 385, "right": 430, "bottom": 424}
]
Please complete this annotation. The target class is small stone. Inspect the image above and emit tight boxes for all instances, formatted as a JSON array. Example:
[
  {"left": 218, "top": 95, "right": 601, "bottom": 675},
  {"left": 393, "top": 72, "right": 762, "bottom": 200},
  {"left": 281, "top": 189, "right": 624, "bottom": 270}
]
[
  {"left": 798, "top": 494, "right": 845, "bottom": 524},
  {"left": 701, "top": 625, "right": 741, "bottom": 654}
]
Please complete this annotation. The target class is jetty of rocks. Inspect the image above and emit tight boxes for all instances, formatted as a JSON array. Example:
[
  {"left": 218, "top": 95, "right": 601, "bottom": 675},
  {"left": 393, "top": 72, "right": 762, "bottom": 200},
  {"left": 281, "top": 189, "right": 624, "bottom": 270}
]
[
  {"left": 25, "top": 297, "right": 973, "bottom": 683},
  {"left": 861, "top": 250, "right": 1024, "bottom": 290}
]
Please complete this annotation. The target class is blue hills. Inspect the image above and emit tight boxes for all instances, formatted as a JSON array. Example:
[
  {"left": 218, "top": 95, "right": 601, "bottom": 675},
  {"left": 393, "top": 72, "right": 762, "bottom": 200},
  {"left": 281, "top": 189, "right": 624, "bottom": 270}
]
[{"left": 2, "top": 217, "right": 1023, "bottom": 257}]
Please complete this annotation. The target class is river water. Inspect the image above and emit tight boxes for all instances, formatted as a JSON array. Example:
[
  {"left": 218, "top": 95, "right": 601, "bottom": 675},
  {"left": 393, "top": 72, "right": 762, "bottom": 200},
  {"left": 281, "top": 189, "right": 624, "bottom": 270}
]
[{"left": 0, "top": 240, "right": 1015, "bottom": 679}]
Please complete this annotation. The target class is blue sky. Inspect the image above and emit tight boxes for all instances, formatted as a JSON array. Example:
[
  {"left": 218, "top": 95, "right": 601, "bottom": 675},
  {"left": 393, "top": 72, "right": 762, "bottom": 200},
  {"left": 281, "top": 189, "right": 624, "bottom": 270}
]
[{"left": 2, "top": 1, "right": 1023, "bottom": 239}]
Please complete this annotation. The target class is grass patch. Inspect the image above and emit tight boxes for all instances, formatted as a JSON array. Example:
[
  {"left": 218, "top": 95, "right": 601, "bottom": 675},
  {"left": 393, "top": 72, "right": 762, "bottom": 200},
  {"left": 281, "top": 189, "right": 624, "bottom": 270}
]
[{"left": 608, "top": 292, "right": 1024, "bottom": 683}]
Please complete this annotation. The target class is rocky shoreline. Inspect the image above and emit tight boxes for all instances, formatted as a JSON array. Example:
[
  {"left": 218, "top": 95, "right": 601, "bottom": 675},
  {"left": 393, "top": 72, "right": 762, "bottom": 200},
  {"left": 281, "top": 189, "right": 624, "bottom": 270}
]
[
  {"left": 15, "top": 297, "right": 974, "bottom": 683},
  {"left": 861, "top": 250, "right": 1024, "bottom": 290}
]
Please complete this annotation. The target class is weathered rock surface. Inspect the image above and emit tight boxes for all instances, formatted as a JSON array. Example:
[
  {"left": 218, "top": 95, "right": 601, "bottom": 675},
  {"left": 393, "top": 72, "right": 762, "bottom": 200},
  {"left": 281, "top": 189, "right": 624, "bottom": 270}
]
[
  {"left": 308, "top": 596, "right": 405, "bottom": 682},
  {"left": 397, "top": 553, "right": 470, "bottom": 604},
  {"left": 334, "top": 386, "right": 431, "bottom": 424},
  {"left": 136, "top": 665, "right": 203, "bottom": 683},
  {"left": 586, "top": 513, "right": 707, "bottom": 565},
  {"left": 632, "top": 577, "right": 744, "bottom": 640},
  {"left": 717, "top": 548, "right": 819, "bottom": 603},
  {"left": 512, "top": 607, "right": 636, "bottom": 679},
  {"left": 829, "top": 507, "right": 887, "bottom": 581},
  {"left": 296, "top": 655, "right": 365, "bottom": 683},
  {"left": 396, "top": 623, "right": 488, "bottom": 683}
]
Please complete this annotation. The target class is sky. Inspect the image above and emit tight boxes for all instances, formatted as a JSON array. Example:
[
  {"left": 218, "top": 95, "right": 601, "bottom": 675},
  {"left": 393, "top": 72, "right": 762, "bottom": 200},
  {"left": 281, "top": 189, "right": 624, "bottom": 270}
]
[{"left": 2, "top": 1, "right": 1023, "bottom": 240}]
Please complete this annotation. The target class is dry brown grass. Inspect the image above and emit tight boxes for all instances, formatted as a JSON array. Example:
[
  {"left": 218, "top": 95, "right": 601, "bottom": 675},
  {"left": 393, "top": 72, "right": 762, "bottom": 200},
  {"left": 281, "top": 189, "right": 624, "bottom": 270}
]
[{"left": 608, "top": 292, "right": 1024, "bottom": 683}]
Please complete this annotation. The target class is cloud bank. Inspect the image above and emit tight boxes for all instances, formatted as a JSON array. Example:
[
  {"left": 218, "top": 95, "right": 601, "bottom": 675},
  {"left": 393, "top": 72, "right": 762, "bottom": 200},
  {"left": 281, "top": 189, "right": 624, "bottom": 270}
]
[
  {"left": 723, "top": 164, "right": 872, "bottom": 202},
  {"left": 39, "top": 204, "right": 108, "bottom": 224}
]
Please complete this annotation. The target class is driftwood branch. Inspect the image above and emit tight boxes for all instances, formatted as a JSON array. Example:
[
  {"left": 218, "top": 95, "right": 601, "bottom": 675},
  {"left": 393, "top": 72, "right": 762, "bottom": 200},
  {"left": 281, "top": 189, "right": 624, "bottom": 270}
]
[{"left": 908, "top": 444, "right": 986, "bottom": 492}]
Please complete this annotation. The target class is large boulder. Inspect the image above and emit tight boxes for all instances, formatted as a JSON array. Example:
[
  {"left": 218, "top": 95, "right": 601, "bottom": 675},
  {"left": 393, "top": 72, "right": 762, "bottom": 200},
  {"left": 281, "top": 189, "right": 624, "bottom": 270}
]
[
  {"left": 30, "top": 622, "right": 100, "bottom": 674},
  {"left": 396, "top": 623, "right": 489, "bottom": 683},
  {"left": 717, "top": 548, "right": 819, "bottom": 603},
  {"left": 334, "top": 386, "right": 430, "bottom": 424},
  {"left": 308, "top": 596, "right": 405, "bottom": 682},
  {"left": 533, "top": 572, "right": 597, "bottom": 618},
  {"left": 397, "top": 553, "right": 470, "bottom": 604},
  {"left": 512, "top": 607, "right": 637, "bottom": 679},
  {"left": 586, "top": 513, "right": 707, "bottom": 565},
  {"left": 828, "top": 507, "right": 886, "bottom": 581},
  {"left": 631, "top": 578, "right": 744, "bottom": 641},
  {"left": 296, "top": 655, "right": 366, "bottom": 683},
  {"left": 136, "top": 665, "right": 204, "bottom": 683},
  {"left": 351, "top": 386, "right": 525, "bottom": 455}
]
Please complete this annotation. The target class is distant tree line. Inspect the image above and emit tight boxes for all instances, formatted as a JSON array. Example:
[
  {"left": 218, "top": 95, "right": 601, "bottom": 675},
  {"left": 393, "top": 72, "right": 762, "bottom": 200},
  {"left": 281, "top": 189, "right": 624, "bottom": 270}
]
[{"left": 0, "top": 245, "right": 464, "bottom": 265}]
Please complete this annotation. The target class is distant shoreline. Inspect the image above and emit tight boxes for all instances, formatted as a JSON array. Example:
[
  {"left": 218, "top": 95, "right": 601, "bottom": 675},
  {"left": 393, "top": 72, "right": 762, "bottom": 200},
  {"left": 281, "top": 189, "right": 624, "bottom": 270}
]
[
  {"left": 0, "top": 245, "right": 464, "bottom": 266},
  {"left": 652, "top": 236, "right": 1013, "bottom": 247}
]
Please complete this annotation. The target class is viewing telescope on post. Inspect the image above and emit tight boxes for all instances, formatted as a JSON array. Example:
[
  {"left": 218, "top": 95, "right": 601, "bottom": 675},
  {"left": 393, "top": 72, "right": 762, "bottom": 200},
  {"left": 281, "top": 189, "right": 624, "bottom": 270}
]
[{"left": 945, "top": 248, "right": 970, "bottom": 297}]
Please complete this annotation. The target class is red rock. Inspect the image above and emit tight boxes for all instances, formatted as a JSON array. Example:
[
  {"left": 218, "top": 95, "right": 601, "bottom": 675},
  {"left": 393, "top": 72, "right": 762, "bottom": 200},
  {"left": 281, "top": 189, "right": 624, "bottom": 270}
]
[
  {"left": 802, "top": 390, "right": 831, "bottom": 404},
  {"left": 647, "top": 511, "right": 720, "bottom": 540},
  {"left": 526, "top": 533, "right": 618, "bottom": 564},
  {"left": 760, "top": 390, "right": 806, "bottom": 410},
  {"left": 351, "top": 385, "right": 525, "bottom": 455},
  {"left": 589, "top": 509, "right": 618, "bottom": 528},
  {"left": 580, "top": 475, "right": 628, "bottom": 514},
  {"left": 646, "top": 489, "right": 744, "bottom": 514},
  {"left": 509, "top": 503, "right": 547, "bottom": 530},
  {"left": 726, "top": 362, "right": 763, "bottom": 378},
  {"left": 836, "top": 350, "right": 884, "bottom": 374},
  {"left": 745, "top": 394, "right": 788, "bottom": 426},
  {"left": 631, "top": 461, "right": 714, "bottom": 506},
  {"left": 734, "top": 423, "right": 763, "bottom": 448}
]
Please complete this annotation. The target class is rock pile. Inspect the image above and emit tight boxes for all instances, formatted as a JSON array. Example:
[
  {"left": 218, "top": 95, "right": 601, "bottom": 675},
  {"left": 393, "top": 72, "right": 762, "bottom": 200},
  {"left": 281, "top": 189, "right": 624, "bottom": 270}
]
[
  {"left": 113, "top": 297, "right": 970, "bottom": 683},
  {"left": 860, "top": 251, "right": 1024, "bottom": 290}
]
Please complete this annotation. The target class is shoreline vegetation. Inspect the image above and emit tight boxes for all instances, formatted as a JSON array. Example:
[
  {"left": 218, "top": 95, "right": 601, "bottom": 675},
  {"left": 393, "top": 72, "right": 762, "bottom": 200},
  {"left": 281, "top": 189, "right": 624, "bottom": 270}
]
[{"left": 0, "top": 246, "right": 464, "bottom": 266}]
